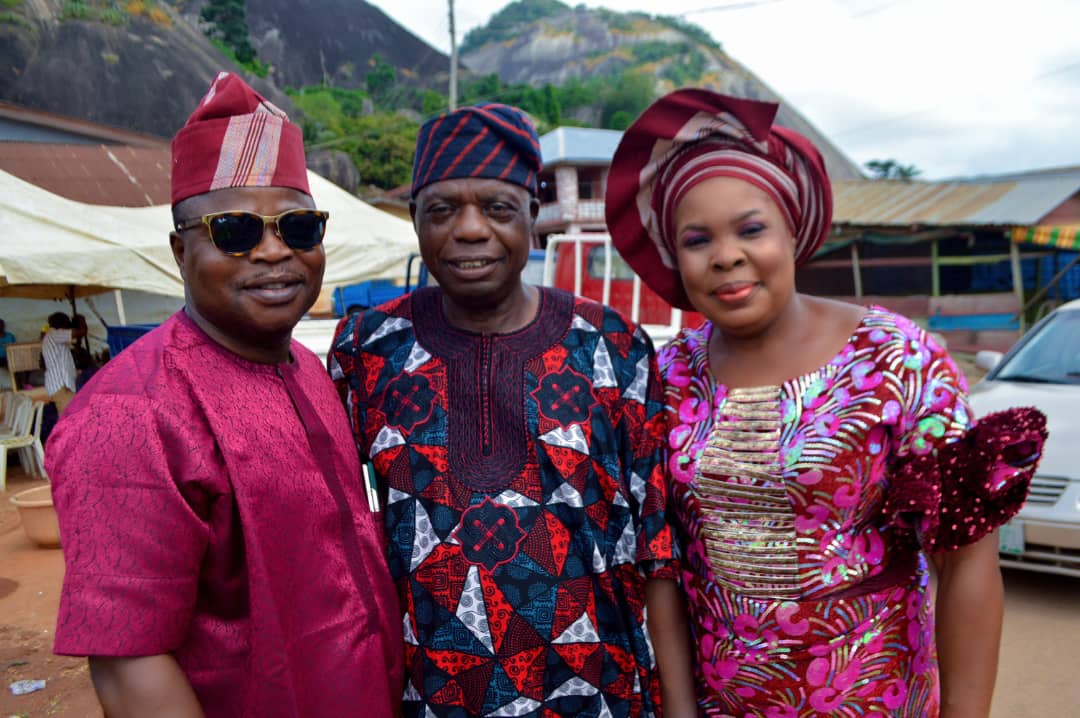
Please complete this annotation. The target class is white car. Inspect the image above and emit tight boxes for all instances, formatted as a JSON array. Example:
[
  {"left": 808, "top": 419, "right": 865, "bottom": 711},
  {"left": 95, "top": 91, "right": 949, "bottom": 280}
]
[{"left": 968, "top": 298, "right": 1080, "bottom": 577}]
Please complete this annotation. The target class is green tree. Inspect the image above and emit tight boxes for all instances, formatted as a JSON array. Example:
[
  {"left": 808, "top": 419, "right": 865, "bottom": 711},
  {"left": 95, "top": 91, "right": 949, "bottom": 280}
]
[
  {"left": 460, "top": 0, "right": 570, "bottom": 52},
  {"left": 365, "top": 53, "right": 397, "bottom": 108},
  {"left": 599, "top": 72, "right": 655, "bottom": 129},
  {"left": 865, "top": 159, "right": 921, "bottom": 180},
  {"left": 200, "top": 0, "right": 256, "bottom": 64}
]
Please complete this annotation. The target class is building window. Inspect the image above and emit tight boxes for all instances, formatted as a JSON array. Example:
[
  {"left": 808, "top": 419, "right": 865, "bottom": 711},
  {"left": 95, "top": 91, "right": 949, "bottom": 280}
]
[{"left": 538, "top": 174, "right": 557, "bottom": 204}]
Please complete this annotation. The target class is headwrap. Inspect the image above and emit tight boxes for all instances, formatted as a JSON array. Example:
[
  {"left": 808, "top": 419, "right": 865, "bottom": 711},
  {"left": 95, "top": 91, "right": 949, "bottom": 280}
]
[
  {"left": 605, "top": 88, "right": 833, "bottom": 311},
  {"left": 171, "top": 71, "right": 309, "bottom": 206},
  {"left": 411, "top": 103, "right": 541, "bottom": 198}
]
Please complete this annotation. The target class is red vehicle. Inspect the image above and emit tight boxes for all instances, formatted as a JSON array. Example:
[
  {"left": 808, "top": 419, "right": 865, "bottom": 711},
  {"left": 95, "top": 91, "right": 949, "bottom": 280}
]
[{"left": 542, "top": 233, "right": 704, "bottom": 344}]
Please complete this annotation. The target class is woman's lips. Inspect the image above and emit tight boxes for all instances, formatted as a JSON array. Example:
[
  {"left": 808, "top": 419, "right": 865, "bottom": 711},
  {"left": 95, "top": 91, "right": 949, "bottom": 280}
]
[{"left": 713, "top": 282, "right": 757, "bottom": 303}]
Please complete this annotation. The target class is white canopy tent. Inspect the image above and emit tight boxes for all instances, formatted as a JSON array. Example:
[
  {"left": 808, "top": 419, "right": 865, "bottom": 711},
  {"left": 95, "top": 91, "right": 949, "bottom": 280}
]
[{"left": 0, "top": 168, "right": 419, "bottom": 300}]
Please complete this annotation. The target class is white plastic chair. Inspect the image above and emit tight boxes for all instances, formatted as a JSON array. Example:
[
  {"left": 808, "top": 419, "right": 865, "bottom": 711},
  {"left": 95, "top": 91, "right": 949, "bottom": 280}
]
[
  {"left": 0, "top": 399, "right": 41, "bottom": 491},
  {"left": 0, "top": 392, "right": 15, "bottom": 433},
  {"left": 0, "top": 394, "right": 31, "bottom": 440},
  {"left": 24, "top": 400, "right": 47, "bottom": 481}
]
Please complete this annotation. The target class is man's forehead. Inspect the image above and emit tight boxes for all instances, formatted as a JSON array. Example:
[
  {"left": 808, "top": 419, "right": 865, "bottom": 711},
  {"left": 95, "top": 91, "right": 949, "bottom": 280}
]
[{"left": 418, "top": 177, "right": 528, "bottom": 203}]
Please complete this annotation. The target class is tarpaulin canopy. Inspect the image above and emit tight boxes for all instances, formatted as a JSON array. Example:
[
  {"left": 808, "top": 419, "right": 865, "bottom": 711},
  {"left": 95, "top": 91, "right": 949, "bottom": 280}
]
[
  {"left": 0, "top": 168, "right": 420, "bottom": 299},
  {"left": 1011, "top": 224, "right": 1080, "bottom": 251},
  {"left": 0, "top": 169, "right": 178, "bottom": 297}
]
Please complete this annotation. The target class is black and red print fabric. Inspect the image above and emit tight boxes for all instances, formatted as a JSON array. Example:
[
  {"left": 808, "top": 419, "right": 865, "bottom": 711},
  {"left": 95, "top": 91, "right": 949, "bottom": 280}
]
[{"left": 330, "top": 287, "right": 676, "bottom": 717}]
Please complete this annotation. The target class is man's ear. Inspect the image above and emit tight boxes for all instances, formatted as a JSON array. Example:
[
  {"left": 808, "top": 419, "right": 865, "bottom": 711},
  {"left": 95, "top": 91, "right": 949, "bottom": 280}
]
[
  {"left": 529, "top": 197, "right": 539, "bottom": 220},
  {"left": 169, "top": 232, "right": 188, "bottom": 281},
  {"left": 409, "top": 200, "right": 418, "bottom": 230}
]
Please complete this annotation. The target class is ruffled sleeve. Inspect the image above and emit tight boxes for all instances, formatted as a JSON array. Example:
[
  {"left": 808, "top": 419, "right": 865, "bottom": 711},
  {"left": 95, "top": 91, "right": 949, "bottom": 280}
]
[{"left": 885, "top": 407, "right": 1047, "bottom": 553}]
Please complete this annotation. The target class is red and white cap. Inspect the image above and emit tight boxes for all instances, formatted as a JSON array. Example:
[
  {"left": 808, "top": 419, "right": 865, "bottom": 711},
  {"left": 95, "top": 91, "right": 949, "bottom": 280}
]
[{"left": 171, "top": 72, "right": 309, "bottom": 206}]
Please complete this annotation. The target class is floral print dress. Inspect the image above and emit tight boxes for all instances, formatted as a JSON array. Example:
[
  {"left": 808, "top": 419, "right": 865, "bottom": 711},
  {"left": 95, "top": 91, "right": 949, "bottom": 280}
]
[{"left": 660, "top": 307, "right": 1045, "bottom": 717}]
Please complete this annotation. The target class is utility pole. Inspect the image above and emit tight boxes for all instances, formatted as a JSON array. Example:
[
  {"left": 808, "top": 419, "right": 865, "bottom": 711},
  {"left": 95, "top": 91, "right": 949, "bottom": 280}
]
[{"left": 448, "top": 0, "right": 458, "bottom": 110}]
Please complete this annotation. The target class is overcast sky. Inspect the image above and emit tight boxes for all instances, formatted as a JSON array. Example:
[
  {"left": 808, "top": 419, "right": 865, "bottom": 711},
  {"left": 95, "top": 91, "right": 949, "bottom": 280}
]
[{"left": 366, "top": 0, "right": 1080, "bottom": 180}]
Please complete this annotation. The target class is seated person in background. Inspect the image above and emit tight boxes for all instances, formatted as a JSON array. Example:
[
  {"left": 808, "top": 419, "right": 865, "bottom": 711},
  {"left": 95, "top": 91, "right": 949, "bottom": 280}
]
[
  {"left": 0, "top": 318, "right": 15, "bottom": 368},
  {"left": 41, "top": 312, "right": 84, "bottom": 415}
]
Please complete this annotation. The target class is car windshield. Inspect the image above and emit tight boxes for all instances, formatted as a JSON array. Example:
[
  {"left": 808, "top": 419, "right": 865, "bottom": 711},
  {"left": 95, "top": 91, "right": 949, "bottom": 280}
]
[{"left": 995, "top": 308, "right": 1080, "bottom": 384}]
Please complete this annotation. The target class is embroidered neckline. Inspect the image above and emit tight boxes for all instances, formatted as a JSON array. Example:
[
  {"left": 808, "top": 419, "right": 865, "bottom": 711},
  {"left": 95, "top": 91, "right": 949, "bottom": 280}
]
[{"left": 412, "top": 287, "right": 574, "bottom": 492}]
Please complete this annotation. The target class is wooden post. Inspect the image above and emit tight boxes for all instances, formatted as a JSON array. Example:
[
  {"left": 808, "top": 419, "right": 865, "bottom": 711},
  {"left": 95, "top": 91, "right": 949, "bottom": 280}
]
[
  {"left": 930, "top": 237, "right": 940, "bottom": 297},
  {"left": 114, "top": 289, "right": 127, "bottom": 326},
  {"left": 1009, "top": 240, "right": 1025, "bottom": 333},
  {"left": 850, "top": 241, "right": 863, "bottom": 300}
]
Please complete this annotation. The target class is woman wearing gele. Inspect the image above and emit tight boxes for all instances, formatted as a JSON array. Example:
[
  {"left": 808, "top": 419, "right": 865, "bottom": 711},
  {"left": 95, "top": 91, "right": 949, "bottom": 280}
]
[{"left": 606, "top": 88, "right": 1047, "bottom": 718}]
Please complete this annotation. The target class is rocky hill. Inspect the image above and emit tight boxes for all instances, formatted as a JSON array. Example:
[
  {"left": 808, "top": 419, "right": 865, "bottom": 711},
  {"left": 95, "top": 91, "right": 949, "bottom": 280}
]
[
  {"left": 462, "top": 0, "right": 862, "bottom": 180},
  {"left": 180, "top": 0, "right": 449, "bottom": 91},
  {"left": 0, "top": 0, "right": 447, "bottom": 138}
]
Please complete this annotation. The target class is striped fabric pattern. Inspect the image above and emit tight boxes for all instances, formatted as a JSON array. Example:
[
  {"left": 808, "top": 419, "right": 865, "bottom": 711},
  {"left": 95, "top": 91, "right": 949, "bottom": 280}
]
[
  {"left": 210, "top": 109, "right": 283, "bottom": 193},
  {"left": 411, "top": 103, "right": 541, "bottom": 197},
  {"left": 1011, "top": 224, "right": 1080, "bottom": 251},
  {"left": 171, "top": 72, "right": 308, "bottom": 205},
  {"left": 42, "top": 329, "right": 77, "bottom": 396},
  {"left": 648, "top": 122, "right": 833, "bottom": 269}
]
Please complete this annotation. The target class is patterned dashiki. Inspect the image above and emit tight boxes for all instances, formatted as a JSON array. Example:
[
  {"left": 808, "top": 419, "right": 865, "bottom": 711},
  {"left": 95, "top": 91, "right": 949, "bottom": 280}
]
[
  {"left": 330, "top": 286, "right": 677, "bottom": 718},
  {"left": 48, "top": 311, "right": 403, "bottom": 718},
  {"left": 660, "top": 306, "right": 1040, "bottom": 718}
]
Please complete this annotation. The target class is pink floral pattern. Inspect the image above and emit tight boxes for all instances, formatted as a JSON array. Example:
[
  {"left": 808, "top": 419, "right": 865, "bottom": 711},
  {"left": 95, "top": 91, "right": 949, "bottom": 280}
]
[{"left": 661, "top": 308, "right": 992, "bottom": 717}]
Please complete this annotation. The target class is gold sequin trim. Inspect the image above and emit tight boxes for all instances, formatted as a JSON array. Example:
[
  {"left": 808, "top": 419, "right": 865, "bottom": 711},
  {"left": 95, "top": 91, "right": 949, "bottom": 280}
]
[{"left": 696, "top": 385, "right": 799, "bottom": 598}]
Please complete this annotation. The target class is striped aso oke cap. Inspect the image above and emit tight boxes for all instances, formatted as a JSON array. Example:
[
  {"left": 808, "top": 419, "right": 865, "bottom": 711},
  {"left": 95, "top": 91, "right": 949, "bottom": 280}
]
[
  {"left": 605, "top": 88, "right": 832, "bottom": 311},
  {"left": 411, "top": 103, "right": 541, "bottom": 198},
  {"left": 171, "top": 72, "right": 309, "bottom": 206}
]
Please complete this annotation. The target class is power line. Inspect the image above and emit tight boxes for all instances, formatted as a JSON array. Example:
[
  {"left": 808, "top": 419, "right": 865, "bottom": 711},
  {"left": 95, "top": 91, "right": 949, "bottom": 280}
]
[
  {"left": 677, "top": 0, "right": 789, "bottom": 16},
  {"left": 849, "top": 0, "right": 909, "bottom": 19}
]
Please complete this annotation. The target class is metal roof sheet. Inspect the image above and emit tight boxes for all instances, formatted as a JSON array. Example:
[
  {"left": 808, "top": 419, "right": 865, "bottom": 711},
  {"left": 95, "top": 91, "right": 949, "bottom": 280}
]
[
  {"left": 0, "top": 143, "right": 171, "bottom": 206},
  {"left": 832, "top": 170, "right": 1080, "bottom": 227},
  {"left": 0, "top": 101, "right": 168, "bottom": 148},
  {"left": 540, "top": 127, "right": 623, "bottom": 167}
]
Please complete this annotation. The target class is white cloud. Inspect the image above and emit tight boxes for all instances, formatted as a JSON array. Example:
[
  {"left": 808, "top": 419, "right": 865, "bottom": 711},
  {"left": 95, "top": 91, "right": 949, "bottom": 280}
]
[{"left": 366, "top": 0, "right": 1080, "bottom": 178}]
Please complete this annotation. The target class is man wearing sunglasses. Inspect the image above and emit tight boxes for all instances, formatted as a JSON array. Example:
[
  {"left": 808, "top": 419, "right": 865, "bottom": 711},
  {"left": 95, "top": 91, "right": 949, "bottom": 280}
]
[
  {"left": 46, "top": 72, "right": 402, "bottom": 718},
  {"left": 330, "top": 104, "right": 685, "bottom": 717}
]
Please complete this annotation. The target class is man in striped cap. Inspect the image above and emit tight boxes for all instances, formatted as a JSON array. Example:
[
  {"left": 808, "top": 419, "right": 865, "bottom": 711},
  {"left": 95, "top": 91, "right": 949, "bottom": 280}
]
[
  {"left": 330, "top": 104, "right": 687, "bottom": 716},
  {"left": 47, "top": 72, "right": 402, "bottom": 718}
]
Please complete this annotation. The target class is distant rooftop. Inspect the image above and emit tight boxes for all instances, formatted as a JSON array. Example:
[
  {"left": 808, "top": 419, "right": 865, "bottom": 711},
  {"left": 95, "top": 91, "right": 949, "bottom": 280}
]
[
  {"left": 0, "top": 143, "right": 171, "bottom": 206},
  {"left": 0, "top": 101, "right": 168, "bottom": 148},
  {"left": 833, "top": 166, "right": 1080, "bottom": 227},
  {"left": 539, "top": 127, "right": 622, "bottom": 167}
]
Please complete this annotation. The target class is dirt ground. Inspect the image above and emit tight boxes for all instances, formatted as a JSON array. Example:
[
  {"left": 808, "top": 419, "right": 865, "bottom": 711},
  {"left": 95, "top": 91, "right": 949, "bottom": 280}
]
[
  {"left": 0, "top": 355, "right": 1008, "bottom": 717},
  {"left": 0, "top": 466, "right": 100, "bottom": 718}
]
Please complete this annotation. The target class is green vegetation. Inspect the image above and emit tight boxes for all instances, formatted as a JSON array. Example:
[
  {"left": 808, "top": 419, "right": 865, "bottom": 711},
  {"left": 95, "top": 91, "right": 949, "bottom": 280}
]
[
  {"left": 59, "top": 0, "right": 168, "bottom": 25},
  {"left": 660, "top": 47, "right": 708, "bottom": 86},
  {"left": 208, "top": 38, "right": 269, "bottom": 78},
  {"left": 197, "top": 0, "right": 268, "bottom": 77},
  {"left": 1, "top": 0, "right": 23, "bottom": 8},
  {"left": 865, "top": 159, "right": 922, "bottom": 180},
  {"left": 628, "top": 41, "right": 686, "bottom": 64},
  {"left": 0, "top": 10, "right": 32, "bottom": 28},
  {"left": 288, "top": 85, "right": 419, "bottom": 190},
  {"left": 655, "top": 14, "right": 720, "bottom": 49},
  {"left": 460, "top": 0, "right": 569, "bottom": 53}
]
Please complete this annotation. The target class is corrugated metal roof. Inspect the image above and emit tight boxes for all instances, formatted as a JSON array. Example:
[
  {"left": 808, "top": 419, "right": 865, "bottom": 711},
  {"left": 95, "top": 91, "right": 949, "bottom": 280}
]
[
  {"left": 0, "top": 143, "right": 171, "bottom": 206},
  {"left": 0, "top": 101, "right": 169, "bottom": 148},
  {"left": 833, "top": 169, "right": 1080, "bottom": 227},
  {"left": 540, "top": 127, "right": 623, "bottom": 167}
]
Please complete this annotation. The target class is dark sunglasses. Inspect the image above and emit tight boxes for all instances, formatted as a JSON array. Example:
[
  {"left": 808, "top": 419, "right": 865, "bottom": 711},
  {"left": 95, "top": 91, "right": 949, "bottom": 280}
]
[{"left": 174, "top": 209, "right": 329, "bottom": 256}]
